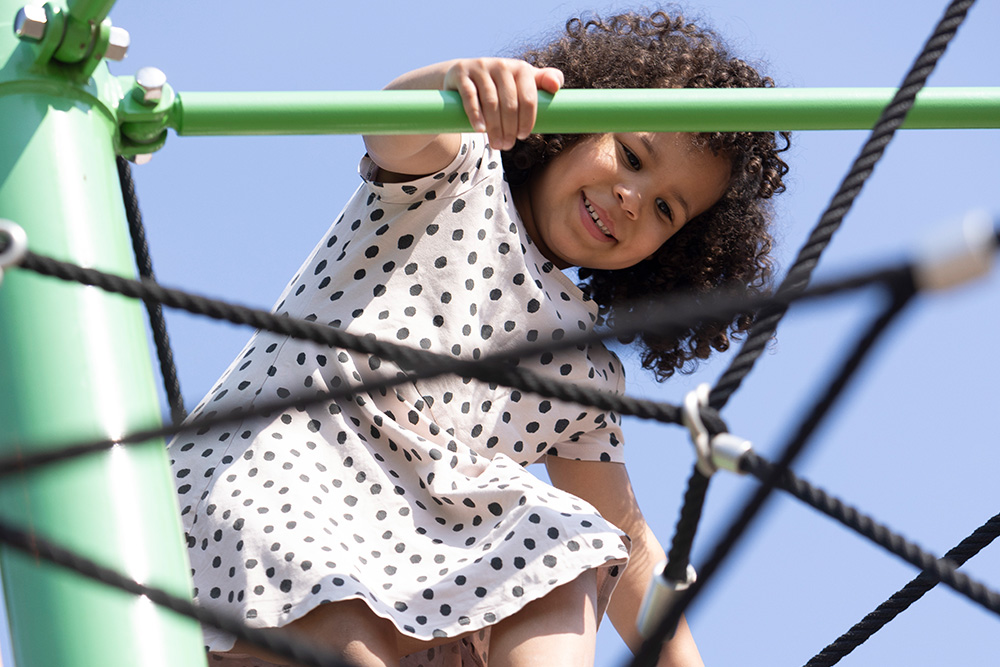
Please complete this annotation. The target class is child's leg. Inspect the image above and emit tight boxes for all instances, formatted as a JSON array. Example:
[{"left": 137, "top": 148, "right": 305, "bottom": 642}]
[
  {"left": 220, "top": 598, "right": 479, "bottom": 667},
  {"left": 224, "top": 598, "right": 399, "bottom": 667},
  {"left": 487, "top": 569, "right": 599, "bottom": 667}
]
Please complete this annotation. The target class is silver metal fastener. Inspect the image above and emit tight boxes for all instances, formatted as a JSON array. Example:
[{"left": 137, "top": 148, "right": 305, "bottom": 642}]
[{"left": 13, "top": 5, "right": 47, "bottom": 42}]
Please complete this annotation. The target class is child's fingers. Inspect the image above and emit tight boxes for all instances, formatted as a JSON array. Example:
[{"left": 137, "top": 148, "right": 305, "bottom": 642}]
[
  {"left": 536, "top": 67, "right": 565, "bottom": 95},
  {"left": 491, "top": 65, "right": 524, "bottom": 150},
  {"left": 468, "top": 66, "right": 505, "bottom": 150},
  {"left": 513, "top": 65, "right": 539, "bottom": 143},
  {"left": 446, "top": 60, "right": 493, "bottom": 135},
  {"left": 446, "top": 59, "right": 563, "bottom": 150},
  {"left": 455, "top": 76, "right": 486, "bottom": 134}
]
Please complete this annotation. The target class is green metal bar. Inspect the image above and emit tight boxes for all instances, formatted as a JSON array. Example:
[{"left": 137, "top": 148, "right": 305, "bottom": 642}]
[
  {"left": 0, "top": 2, "right": 206, "bottom": 665},
  {"left": 66, "top": 0, "right": 116, "bottom": 23},
  {"left": 170, "top": 86, "right": 1000, "bottom": 136}
]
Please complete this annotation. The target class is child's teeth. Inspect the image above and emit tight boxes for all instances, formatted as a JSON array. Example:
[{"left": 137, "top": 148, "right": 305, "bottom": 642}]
[{"left": 584, "top": 198, "right": 613, "bottom": 237}]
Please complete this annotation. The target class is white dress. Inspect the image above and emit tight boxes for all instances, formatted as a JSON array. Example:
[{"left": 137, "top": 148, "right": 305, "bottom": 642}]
[{"left": 170, "top": 135, "right": 630, "bottom": 664}]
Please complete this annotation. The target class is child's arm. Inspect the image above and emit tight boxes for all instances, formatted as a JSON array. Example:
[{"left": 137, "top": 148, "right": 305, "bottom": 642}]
[
  {"left": 363, "top": 59, "right": 563, "bottom": 181},
  {"left": 545, "top": 457, "right": 707, "bottom": 667}
]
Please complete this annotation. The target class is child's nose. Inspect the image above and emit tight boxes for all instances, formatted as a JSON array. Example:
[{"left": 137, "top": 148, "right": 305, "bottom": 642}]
[{"left": 614, "top": 184, "right": 640, "bottom": 220}]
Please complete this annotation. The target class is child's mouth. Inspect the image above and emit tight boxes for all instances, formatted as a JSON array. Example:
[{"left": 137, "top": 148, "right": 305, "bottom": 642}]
[{"left": 583, "top": 195, "right": 615, "bottom": 239}]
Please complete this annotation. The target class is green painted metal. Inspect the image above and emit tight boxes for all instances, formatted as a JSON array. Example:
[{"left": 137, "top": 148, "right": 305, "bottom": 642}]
[
  {"left": 117, "top": 74, "right": 174, "bottom": 157},
  {"left": 66, "top": 0, "right": 115, "bottom": 22},
  {"left": 0, "top": 1, "right": 206, "bottom": 665},
  {"left": 169, "top": 86, "right": 1000, "bottom": 137}
]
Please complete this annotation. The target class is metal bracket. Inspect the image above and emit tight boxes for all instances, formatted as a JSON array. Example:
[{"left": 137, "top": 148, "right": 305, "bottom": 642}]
[
  {"left": 0, "top": 220, "right": 29, "bottom": 288},
  {"left": 13, "top": 3, "right": 129, "bottom": 76},
  {"left": 117, "top": 67, "right": 175, "bottom": 161}
]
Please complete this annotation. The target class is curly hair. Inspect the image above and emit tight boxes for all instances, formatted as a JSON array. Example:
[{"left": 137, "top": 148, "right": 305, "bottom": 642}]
[{"left": 502, "top": 9, "right": 791, "bottom": 380}]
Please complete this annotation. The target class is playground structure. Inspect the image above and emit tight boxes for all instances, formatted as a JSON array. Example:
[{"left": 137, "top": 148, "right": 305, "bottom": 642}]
[{"left": 0, "top": 1, "right": 998, "bottom": 666}]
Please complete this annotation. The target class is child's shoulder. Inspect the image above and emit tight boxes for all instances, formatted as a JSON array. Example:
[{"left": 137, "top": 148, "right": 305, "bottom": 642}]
[{"left": 360, "top": 133, "right": 503, "bottom": 206}]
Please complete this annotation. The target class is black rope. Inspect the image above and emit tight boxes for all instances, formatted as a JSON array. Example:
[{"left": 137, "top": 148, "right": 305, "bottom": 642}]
[
  {"left": 647, "top": 4, "right": 978, "bottom": 651},
  {"left": 0, "top": 517, "right": 357, "bottom": 667},
  {"left": 710, "top": 0, "right": 976, "bottom": 411},
  {"left": 16, "top": 249, "right": 690, "bottom": 424},
  {"left": 630, "top": 276, "right": 917, "bottom": 667},
  {"left": 664, "top": 469, "right": 711, "bottom": 582},
  {"left": 741, "top": 453, "right": 1000, "bottom": 618},
  {"left": 116, "top": 156, "right": 187, "bottom": 425},
  {"left": 0, "top": 251, "right": 919, "bottom": 480},
  {"left": 3, "top": 200, "right": 996, "bottom": 667},
  {"left": 663, "top": 407, "right": 726, "bottom": 583},
  {"left": 805, "top": 512, "right": 1000, "bottom": 666}
]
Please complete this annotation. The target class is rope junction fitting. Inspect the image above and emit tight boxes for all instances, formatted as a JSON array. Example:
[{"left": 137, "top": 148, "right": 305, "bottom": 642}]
[
  {"left": 681, "top": 384, "right": 754, "bottom": 477},
  {"left": 638, "top": 384, "right": 754, "bottom": 641},
  {"left": 913, "top": 208, "right": 996, "bottom": 291},
  {"left": 0, "top": 219, "right": 28, "bottom": 287},
  {"left": 682, "top": 384, "right": 715, "bottom": 477},
  {"left": 637, "top": 559, "right": 697, "bottom": 640}
]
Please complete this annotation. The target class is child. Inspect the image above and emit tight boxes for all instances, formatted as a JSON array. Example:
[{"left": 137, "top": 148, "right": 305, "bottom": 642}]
[{"left": 171, "top": 9, "right": 789, "bottom": 667}]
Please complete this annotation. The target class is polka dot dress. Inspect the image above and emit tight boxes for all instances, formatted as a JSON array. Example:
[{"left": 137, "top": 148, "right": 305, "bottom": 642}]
[{"left": 169, "top": 135, "right": 630, "bottom": 662}]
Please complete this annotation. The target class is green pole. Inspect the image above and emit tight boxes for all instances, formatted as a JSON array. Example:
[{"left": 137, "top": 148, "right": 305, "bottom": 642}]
[
  {"left": 168, "top": 86, "right": 1000, "bottom": 137},
  {"left": 0, "top": 3, "right": 205, "bottom": 666}
]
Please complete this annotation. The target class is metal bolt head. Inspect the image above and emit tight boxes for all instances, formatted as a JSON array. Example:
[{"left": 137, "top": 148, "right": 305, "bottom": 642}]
[
  {"left": 104, "top": 25, "right": 130, "bottom": 61},
  {"left": 13, "top": 5, "right": 47, "bottom": 42},
  {"left": 135, "top": 66, "right": 167, "bottom": 103}
]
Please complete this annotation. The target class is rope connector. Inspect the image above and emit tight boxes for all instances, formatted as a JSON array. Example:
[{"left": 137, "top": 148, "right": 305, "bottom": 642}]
[
  {"left": 710, "top": 433, "right": 753, "bottom": 474},
  {"left": 637, "top": 558, "right": 697, "bottom": 640},
  {"left": 913, "top": 210, "right": 997, "bottom": 292},
  {"left": 682, "top": 384, "right": 715, "bottom": 476},
  {"left": 682, "top": 383, "right": 754, "bottom": 476},
  {"left": 0, "top": 220, "right": 28, "bottom": 288}
]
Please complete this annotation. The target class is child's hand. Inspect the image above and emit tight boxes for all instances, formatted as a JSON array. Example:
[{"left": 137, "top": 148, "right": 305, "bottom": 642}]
[
  {"left": 442, "top": 58, "right": 564, "bottom": 150},
  {"left": 368, "top": 59, "right": 563, "bottom": 179}
]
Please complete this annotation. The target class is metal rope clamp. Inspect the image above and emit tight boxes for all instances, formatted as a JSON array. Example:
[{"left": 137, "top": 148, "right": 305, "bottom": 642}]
[
  {"left": 0, "top": 220, "right": 28, "bottom": 288},
  {"left": 681, "top": 383, "right": 754, "bottom": 476},
  {"left": 637, "top": 557, "right": 697, "bottom": 639},
  {"left": 635, "top": 385, "right": 756, "bottom": 640}
]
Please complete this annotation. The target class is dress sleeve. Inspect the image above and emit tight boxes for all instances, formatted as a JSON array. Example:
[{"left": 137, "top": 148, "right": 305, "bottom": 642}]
[{"left": 358, "top": 133, "right": 496, "bottom": 205}]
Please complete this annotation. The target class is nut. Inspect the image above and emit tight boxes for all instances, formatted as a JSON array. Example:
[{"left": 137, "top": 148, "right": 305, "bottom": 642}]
[
  {"left": 13, "top": 5, "right": 47, "bottom": 42},
  {"left": 135, "top": 66, "right": 167, "bottom": 103},
  {"left": 104, "top": 25, "right": 130, "bottom": 61}
]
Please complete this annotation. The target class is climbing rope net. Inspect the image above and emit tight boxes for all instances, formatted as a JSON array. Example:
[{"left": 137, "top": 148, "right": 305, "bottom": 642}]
[{"left": 0, "top": 0, "right": 998, "bottom": 665}]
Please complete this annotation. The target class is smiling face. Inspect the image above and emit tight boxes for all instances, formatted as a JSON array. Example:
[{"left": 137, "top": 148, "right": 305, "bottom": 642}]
[{"left": 513, "top": 132, "right": 732, "bottom": 271}]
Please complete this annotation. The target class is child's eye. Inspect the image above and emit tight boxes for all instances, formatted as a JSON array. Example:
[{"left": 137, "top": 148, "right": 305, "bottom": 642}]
[
  {"left": 656, "top": 198, "right": 674, "bottom": 222},
  {"left": 620, "top": 143, "right": 641, "bottom": 170}
]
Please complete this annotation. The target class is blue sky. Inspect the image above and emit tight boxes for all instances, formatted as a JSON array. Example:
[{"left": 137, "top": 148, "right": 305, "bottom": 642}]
[{"left": 17, "top": 1, "right": 1000, "bottom": 665}]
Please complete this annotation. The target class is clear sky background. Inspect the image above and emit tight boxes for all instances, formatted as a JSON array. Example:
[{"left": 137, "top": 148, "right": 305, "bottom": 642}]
[{"left": 19, "top": 1, "right": 997, "bottom": 665}]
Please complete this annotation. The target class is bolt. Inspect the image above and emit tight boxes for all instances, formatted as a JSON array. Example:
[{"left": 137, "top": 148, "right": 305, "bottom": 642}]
[
  {"left": 104, "top": 25, "right": 130, "bottom": 61},
  {"left": 13, "top": 5, "right": 47, "bottom": 42},
  {"left": 131, "top": 153, "right": 153, "bottom": 166},
  {"left": 134, "top": 66, "right": 167, "bottom": 104}
]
